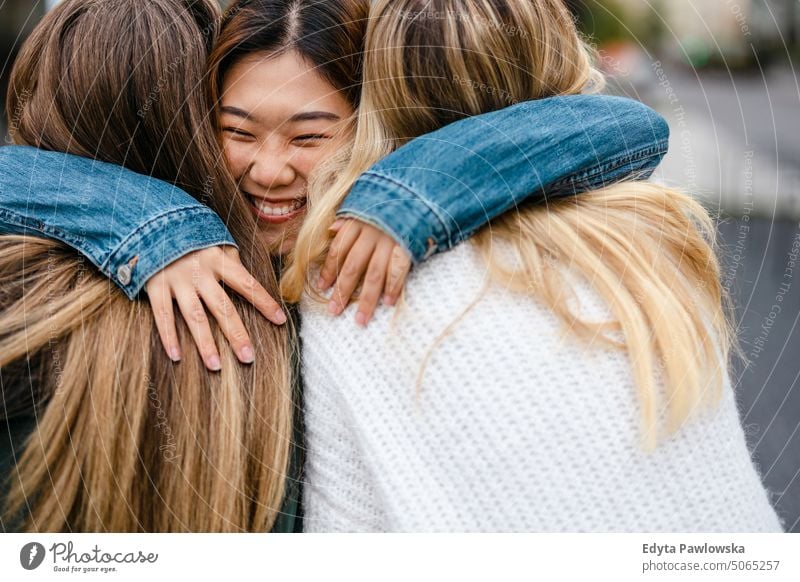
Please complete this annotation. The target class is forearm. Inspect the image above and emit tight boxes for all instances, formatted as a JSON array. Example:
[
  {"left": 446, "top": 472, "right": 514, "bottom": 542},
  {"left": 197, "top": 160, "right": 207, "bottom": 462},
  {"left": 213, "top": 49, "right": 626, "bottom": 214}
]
[
  {"left": 0, "top": 145, "right": 235, "bottom": 298},
  {"left": 338, "top": 94, "right": 669, "bottom": 262}
]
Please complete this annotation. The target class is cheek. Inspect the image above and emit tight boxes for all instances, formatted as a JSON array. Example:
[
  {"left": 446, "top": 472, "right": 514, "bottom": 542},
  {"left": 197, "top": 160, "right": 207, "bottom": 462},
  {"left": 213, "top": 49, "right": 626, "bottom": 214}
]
[
  {"left": 222, "top": 140, "right": 252, "bottom": 177},
  {"left": 292, "top": 138, "right": 346, "bottom": 179},
  {"left": 290, "top": 150, "right": 324, "bottom": 179}
]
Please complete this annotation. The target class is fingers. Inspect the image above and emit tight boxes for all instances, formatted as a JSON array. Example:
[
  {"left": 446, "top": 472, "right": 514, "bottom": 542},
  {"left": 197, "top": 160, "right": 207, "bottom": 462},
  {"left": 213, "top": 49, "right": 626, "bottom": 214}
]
[
  {"left": 328, "top": 228, "right": 377, "bottom": 317},
  {"left": 354, "top": 237, "right": 394, "bottom": 326},
  {"left": 383, "top": 245, "right": 412, "bottom": 307},
  {"left": 318, "top": 220, "right": 361, "bottom": 292},
  {"left": 221, "top": 259, "right": 287, "bottom": 326},
  {"left": 146, "top": 279, "right": 182, "bottom": 362},
  {"left": 174, "top": 287, "right": 222, "bottom": 372},
  {"left": 322, "top": 220, "right": 412, "bottom": 326},
  {"left": 200, "top": 281, "right": 255, "bottom": 365},
  {"left": 142, "top": 246, "right": 289, "bottom": 372}
]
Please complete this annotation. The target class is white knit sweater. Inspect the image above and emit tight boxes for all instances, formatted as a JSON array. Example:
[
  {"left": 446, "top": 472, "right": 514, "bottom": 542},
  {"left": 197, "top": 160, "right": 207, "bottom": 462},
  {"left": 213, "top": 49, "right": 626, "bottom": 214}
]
[{"left": 299, "top": 241, "right": 784, "bottom": 532}]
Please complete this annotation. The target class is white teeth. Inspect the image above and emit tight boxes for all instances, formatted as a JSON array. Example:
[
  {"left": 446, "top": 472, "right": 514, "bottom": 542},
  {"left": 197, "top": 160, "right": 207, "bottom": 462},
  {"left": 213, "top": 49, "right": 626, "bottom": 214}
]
[{"left": 253, "top": 198, "right": 305, "bottom": 216}]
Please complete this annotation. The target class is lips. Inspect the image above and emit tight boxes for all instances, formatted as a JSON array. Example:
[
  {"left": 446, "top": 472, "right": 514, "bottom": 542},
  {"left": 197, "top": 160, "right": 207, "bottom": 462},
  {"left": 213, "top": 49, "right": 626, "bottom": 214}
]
[{"left": 245, "top": 192, "right": 308, "bottom": 224}]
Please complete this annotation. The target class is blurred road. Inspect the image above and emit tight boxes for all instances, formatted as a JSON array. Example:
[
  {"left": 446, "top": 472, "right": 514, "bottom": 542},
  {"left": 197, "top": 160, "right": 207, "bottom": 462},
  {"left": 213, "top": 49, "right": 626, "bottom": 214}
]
[
  {"left": 628, "top": 63, "right": 800, "bottom": 218},
  {"left": 718, "top": 217, "right": 800, "bottom": 532},
  {"left": 613, "top": 60, "right": 800, "bottom": 531}
]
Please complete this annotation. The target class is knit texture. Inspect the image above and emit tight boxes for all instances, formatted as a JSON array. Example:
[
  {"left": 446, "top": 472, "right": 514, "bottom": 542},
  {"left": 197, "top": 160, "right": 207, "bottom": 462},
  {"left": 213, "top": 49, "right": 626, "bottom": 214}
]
[{"left": 300, "top": 241, "right": 784, "bottom": 532}]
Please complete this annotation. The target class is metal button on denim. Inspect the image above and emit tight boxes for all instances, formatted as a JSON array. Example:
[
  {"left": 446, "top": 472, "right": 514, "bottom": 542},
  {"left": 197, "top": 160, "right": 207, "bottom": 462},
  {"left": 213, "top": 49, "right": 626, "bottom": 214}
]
[{"left": 117, "top": 264, "right": 132, "bottom": 286}]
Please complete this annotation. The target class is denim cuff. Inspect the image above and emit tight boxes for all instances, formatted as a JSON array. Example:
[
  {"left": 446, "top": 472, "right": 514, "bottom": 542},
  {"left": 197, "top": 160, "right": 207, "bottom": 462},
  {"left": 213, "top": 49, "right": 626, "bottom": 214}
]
[
  {"left": 104, "top": 206, "right": 237, "bottom": 298},
  {"left": 337, "top": 171, "right": 451, "bottom": 264},
  {"left": 0, "top": 205, "right": 236, "bottom": 299}
]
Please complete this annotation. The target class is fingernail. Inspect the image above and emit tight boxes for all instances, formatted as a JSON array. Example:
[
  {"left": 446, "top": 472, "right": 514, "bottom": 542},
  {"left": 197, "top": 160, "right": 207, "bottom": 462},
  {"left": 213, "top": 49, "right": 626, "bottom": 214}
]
[
  {"left": 355, "top": 312, "right": 367, "bottom": 327},
  {"left": 383, "top": 294, "right": 397, "bottom": 307},
  {"left": 274, "top": 308, "right": 288, "bottom": 325},
  {"left": 240, "top": 345, "right": 255, "bottom": 364},
  {"left": 328, "top": 300, "right": 339, "bottom": 315},
  {"left": 208, "top": 355, "right": 222, "bottom": 371},
  {"left": 317, "top": 277, "right": 328, "bottom": 291},
  {"left": 169, "top": 347, "right": 181, "bottom": 362}
]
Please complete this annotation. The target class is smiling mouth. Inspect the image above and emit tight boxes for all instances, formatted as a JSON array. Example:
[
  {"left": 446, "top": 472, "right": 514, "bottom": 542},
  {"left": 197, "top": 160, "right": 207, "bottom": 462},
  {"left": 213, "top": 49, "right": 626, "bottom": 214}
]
[{"left": 244, "top": 192, "right": 308, "bottom": 223}]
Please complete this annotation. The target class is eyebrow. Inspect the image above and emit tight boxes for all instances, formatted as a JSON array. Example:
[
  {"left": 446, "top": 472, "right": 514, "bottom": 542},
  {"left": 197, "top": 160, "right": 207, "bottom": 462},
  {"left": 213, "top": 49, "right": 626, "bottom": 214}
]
[
  {"left": 219, "top": 106, "right": 341, "bottom": 124},
  {"left": 288, "top": 111, "right": 341, "bottom": 123},
  {"left": 220, "top": 106, "right": 256, "bottom": 121}
]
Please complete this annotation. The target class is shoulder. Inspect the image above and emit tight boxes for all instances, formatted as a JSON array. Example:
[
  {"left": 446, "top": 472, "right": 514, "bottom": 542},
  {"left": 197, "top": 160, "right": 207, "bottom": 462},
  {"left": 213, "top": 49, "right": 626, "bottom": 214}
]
[
  {"left": 300, "top": 242, "right": 509, "bottom": 356},
  {"left": 298, "top": 239, "right": 616, "bottom": 385}
]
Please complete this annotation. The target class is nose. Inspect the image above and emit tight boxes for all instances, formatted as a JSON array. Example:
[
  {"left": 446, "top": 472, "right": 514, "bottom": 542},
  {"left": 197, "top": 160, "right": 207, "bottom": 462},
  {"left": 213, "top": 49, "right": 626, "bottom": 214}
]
[{"left": 247, "top": 145, "right": 297, "bottom": 190}]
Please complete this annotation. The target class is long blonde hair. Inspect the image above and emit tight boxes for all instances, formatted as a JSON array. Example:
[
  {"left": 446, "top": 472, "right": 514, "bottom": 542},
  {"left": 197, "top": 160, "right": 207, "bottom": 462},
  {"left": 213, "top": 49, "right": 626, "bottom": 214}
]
[
  {"left": 281, "top": 0, "right": 734, "bottom": 449},
  {"left": 1, "top": 0, "right": 294, "bottom": 531}
]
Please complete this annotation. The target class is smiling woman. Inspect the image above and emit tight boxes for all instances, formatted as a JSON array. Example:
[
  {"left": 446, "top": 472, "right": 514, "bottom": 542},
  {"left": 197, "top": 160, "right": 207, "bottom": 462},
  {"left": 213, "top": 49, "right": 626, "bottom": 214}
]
[
  {"left": 134, "top": 0, "right": 402, "bottom": 369},
  {"left": 208, "top": 0, "right": 365, "bottom": 255},
  {"left": 219, "top": 50, "right": 354, "bottom": 253}
]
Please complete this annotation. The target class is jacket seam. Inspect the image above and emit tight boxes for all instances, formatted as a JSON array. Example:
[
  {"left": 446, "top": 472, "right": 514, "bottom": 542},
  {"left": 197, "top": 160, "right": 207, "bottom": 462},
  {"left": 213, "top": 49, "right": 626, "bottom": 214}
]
[
  {"left": 0, "top": 207, "right": 106, "bottom": 266},
  {"left": 346, "top": 172, "right": 453, "bottom": 246},
  {"left": 550, "top": 140, "right": 668, "bottom": 189},
  {"left": 101, "top": 205, "right": 234, "bottom": 270}
]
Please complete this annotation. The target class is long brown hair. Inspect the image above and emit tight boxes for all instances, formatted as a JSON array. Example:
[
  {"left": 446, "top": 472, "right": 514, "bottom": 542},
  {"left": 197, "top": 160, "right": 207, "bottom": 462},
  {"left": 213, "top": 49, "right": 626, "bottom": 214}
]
[
  {"left": 282, "top": 0, "right": 734, "bottom": 450},
  {"left": 2, "top": 0, "right": 294, "bottom": 532}
]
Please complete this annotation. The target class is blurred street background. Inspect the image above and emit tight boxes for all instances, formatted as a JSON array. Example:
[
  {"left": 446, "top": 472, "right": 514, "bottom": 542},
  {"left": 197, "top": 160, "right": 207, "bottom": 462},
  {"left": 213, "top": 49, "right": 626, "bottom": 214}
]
[
  {"left": 1, "top": 0, "right": 799, "bottom": 531},
  {"left": 571, "top": 0, "right": 800, "bottom": 532}
]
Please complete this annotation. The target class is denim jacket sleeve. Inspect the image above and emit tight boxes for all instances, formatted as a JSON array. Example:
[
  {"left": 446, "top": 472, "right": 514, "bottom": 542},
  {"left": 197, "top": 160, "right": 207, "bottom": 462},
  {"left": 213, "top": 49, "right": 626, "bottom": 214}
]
[
  {"left": 337, "top": 94, "right": 669, "bottom": 262},
  {"left": 0, "top": 145, "right": 236, "bottom": 299},
  {"left": 0, "top": 94, "right": 667, "bottom": 296}
]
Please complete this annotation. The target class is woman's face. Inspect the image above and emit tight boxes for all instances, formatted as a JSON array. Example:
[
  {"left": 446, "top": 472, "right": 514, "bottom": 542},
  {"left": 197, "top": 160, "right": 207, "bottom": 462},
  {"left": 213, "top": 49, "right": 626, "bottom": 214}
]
[{"left": 220, "top": 50, "right": 353, "bottom": 253}]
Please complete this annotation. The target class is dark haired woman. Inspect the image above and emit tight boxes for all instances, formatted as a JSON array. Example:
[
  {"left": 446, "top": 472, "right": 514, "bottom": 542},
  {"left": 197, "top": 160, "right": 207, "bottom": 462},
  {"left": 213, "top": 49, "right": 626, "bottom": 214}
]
[{"left": 1, "top": 0, "right": 296, "bottom": 533}]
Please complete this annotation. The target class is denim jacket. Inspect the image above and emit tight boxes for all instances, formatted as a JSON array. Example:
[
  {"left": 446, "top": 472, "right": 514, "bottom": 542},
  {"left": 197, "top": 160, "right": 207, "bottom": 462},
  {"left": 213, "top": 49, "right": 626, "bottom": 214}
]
[{"left": 0, "top": 95, "right": 668, "bottom": 298}]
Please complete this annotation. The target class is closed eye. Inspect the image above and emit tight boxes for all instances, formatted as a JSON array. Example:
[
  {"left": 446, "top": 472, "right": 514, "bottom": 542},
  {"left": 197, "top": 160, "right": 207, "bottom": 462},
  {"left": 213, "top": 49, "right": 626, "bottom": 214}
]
[
  {"left": 293, "top": 134, "right": 329, "bottom": 143},
  {"left": 223, "top": 128, "right": 255, "bottom": 139}
]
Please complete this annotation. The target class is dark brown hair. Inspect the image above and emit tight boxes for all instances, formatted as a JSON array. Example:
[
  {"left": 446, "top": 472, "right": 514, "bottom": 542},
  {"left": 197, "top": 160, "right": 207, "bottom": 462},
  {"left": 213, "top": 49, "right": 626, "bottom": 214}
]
[
  {"left": 208, "top": 0, "right": 369, "bottom": 111},
  {"left": 2, "top": 0, "right": 294, "bottom": 532}
]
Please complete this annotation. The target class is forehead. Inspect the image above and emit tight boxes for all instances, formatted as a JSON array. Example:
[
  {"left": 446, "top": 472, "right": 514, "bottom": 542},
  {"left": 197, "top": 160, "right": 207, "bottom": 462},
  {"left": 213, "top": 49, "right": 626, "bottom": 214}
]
[{"left": 220, "top": 50, "right": 350, "bottom": 122}]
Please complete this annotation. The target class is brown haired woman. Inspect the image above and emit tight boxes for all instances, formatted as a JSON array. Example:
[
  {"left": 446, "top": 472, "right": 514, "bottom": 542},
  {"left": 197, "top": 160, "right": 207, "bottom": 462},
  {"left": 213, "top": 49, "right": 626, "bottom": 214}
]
[
  {"left": 1, "top": 0, "right": 669, "bottom": 531},
  {"left": 0, "top": 0, "right": 299, "bottom": 532}
]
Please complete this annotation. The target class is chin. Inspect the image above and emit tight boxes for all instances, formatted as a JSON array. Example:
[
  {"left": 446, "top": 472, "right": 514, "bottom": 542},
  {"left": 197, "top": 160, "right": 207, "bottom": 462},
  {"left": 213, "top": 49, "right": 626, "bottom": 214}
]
[{"left": 257, "top": 228, "right": 298, "bottom": 257}]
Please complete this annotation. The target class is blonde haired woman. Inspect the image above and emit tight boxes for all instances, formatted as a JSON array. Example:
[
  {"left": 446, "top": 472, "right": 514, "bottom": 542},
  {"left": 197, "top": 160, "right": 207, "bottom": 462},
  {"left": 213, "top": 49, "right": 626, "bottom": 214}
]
[{"left": 282, "top": 0, "right": 784, "bottom": 532}]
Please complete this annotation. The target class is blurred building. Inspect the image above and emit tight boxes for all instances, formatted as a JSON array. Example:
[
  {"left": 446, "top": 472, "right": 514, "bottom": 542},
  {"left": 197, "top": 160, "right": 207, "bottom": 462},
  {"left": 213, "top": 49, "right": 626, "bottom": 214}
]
[{"left": 582, "top": 0, "right": 799, "bottom": 67}]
